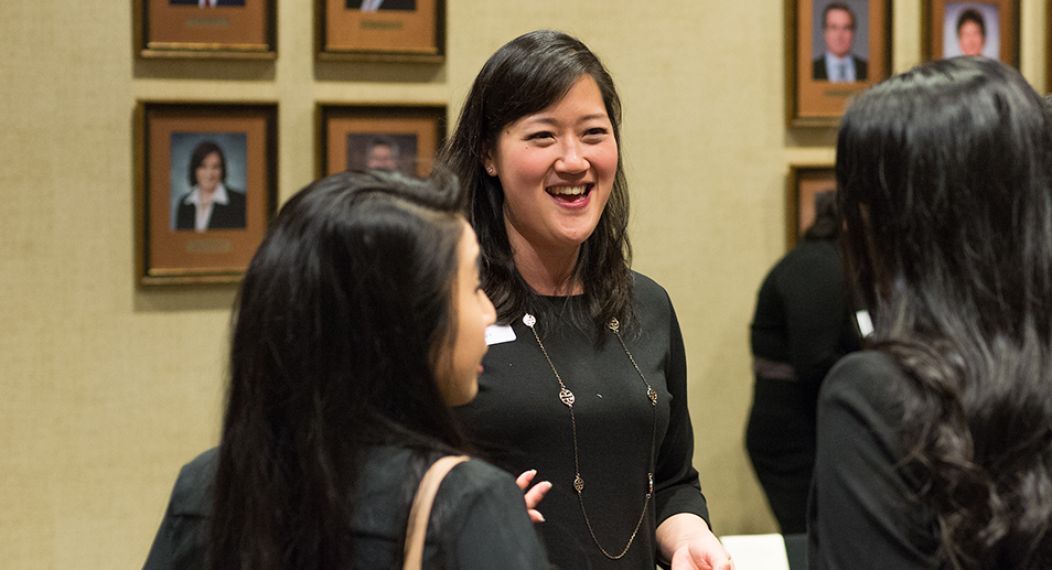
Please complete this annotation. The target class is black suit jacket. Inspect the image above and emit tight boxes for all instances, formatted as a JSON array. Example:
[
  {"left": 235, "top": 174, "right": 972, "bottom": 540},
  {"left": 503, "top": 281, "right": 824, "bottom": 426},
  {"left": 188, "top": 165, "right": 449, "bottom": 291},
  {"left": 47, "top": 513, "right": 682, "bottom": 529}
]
[
  {"left": 143, "top": 446, "right": 550, "bottom": 569},
  {"left": 169, "top": 0, "right": 246, "bottom": 5},
  {"left": 175, "top": 188, "right": 246, "bottom": 231},
  {"left": 348, "top": 0, "right": 416, "bottom": 10},
  {"left": 142, "top": 448, "right": 215, "bottom": 570},
  {"left": 812, "top": 55, "right": 868, "bottom": 82}
]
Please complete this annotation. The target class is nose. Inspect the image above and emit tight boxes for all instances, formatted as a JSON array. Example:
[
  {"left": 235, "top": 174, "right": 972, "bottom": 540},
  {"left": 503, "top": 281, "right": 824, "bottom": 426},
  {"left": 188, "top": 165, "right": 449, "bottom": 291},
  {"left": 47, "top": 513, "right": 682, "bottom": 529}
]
[
  {"left": 481, "top": 290, "right": 497, "bottom": 327},
  {"left": 555, "top": 139, "right": 589, "bottom": 174}
]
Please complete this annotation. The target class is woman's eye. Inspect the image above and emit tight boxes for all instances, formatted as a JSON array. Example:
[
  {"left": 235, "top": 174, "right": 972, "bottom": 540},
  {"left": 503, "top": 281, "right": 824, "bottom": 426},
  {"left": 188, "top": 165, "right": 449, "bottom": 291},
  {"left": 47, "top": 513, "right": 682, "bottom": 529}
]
[
  {"left": 583, "top": 127, "right": 608, "bottom": 139},
  {"left": 526, "top": 131, "right": 555, "bottom": 141}
]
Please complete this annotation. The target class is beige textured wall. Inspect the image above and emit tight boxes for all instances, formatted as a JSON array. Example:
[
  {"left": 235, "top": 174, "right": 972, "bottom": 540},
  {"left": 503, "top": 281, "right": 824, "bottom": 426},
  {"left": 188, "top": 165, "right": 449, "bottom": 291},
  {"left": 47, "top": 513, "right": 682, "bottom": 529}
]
[{"left": 0, "top": 1, "right": 1047, "bottom": 567}]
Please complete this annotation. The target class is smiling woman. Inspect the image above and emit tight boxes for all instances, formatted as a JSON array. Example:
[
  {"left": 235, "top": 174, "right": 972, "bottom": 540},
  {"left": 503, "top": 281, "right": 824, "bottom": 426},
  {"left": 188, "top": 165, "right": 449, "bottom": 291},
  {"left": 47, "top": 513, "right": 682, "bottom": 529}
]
[
  {"left": 483, "top": 75, "right": 618, "bottom": 270},
  {"left": 175, "top": 140, "right": 246, "bottom": 232},
  {"left": 441, "top": 30, "right": 733, "bottom": 570}
]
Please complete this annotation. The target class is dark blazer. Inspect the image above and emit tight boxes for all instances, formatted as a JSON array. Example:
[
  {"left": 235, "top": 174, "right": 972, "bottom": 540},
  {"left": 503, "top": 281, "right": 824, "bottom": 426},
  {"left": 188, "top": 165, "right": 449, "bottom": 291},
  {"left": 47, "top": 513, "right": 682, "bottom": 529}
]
[
  {"left": 142, "top": 449, "right": 216, "bottom": 570},
  {"left": 175, "top": 189, "right": 246, "bottom": 231},
  {"left": 812, "top": 55, "right": 868, "bottom": 81},
  {"left": 169, "top": 0, "right": 246, "bottom": 6},
  {"left": 349, "top": 0, "right": 416, "bottom": 10},
  {"left": 143, "top": 446, "right": 549, "bottom": 569}
]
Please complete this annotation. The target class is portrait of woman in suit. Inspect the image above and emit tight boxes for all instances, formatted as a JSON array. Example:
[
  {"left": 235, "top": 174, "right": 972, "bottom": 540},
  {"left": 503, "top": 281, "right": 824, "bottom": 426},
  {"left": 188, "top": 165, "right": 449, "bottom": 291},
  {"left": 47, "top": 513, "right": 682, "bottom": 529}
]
[
  {"left": 942, "top": 3, "right": 1001, "bottom": 60},
  {"left": 349, "top": 0, "right": 416, "bottom": 11},
  {"left": 168, "top": 0, "right": 246, "bottom": 7},
  {"left": 175, "top": 140, "right": 247, "bottom": 232}
]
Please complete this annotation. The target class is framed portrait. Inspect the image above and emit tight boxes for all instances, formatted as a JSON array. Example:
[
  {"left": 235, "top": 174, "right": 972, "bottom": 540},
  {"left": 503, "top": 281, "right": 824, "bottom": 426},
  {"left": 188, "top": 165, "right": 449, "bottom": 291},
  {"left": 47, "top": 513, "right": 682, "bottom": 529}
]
[
  {"left": 786, "top": 0, "right": 892, "bottom": 127},
  {"left": 922, "top": 1, "right": 1018, "bottom": 65},
  {"left": 317, "top": 104, "right": 446, "bottom": 178},
  {"left": 317, "top": 0, "right": 444, "bottom": 61},
  {"left": 787, "top": 165, "right": 837, "bottom": 248},
  {"left": 135, "top": 102, "right": 278, "bottom": 286},
  {"left": 135, "top": 0, "right": 276, "bottom": 59}
]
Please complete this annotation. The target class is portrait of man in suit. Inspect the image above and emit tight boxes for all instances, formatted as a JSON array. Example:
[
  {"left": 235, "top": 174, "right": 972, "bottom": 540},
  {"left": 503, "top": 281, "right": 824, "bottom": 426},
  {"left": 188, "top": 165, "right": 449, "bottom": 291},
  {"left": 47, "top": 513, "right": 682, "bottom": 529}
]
[
  {"left": 812, "top": 2, "right": 869, "bottom": 82},
  {"left": 346, "top": 133, "right": 418, "bottom": 176},
  {"left": 170, "top": 134, "right": 248, "bottom": 232},
  {"left": 364, "top": 137, "right": 400, "bottom": 171},
  {"left": 169, "top": 0, "right": 247, "bottom": 6},
  {"left": 348, "top": 0, "right": 417, "bottom": 11}
]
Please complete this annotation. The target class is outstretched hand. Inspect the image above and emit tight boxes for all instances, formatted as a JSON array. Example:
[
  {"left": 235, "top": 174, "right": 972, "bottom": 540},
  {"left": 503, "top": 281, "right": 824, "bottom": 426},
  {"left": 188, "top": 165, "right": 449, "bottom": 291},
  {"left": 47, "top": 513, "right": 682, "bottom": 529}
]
[
  {"left": 670, "top": 536, "right": 734, "bottom": 570},
  {"left": 515, "top": 469, "right": 552, "bottom": 523},
  {"left": 658, "top": 513, "right": 734, "bottom": 570}
]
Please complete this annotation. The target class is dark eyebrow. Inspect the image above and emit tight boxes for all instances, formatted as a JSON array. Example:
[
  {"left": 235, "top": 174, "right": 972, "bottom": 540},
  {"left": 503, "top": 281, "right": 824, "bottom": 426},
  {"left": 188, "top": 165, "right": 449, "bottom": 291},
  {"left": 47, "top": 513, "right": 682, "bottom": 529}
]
[
  {"left": 578, "top": 113, "right": 609, "bottom": 122},
  {"left": 523, "top": 113, "right": 609, "bottom": 127}
]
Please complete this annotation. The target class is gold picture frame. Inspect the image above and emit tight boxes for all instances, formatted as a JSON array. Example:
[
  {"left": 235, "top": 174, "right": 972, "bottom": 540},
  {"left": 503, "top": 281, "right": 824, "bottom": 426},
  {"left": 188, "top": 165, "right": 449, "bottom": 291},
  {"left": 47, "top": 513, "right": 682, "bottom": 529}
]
[
  {"left": 135, "top": 0, "right": 277, "bottom": 59},
  {"left": 317, "top": 0, "right": 445, "bottom": 62},
  {"left": 135, "top": 101, "right": 278, "bottom": 286},
  {"left": 317, "top": 103, "right": 447, "bottom": 178},
  {"left": 786, "top": 0, "right": 892, "bottom": 127},
  {"left": 922, "top": 0, "right": 1019, "bottom": 66},
  {"left": 787, "top": 164, "right": 837, "bottom": 249}
]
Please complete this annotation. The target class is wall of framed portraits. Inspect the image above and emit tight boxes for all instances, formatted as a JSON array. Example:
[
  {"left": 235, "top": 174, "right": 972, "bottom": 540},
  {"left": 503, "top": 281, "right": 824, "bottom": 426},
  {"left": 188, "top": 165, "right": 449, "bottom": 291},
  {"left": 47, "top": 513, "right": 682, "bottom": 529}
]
[{"left": 0, "top": 0, "right": 1049, "bottom": 567}]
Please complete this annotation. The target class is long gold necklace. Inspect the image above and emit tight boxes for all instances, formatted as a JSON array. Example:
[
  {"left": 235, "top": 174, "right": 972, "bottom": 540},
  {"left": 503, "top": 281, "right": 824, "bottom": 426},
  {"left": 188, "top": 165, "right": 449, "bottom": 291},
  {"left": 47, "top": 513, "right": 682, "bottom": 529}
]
[{"left": 522, "top": 313, "right": 658, "bottom": 560}]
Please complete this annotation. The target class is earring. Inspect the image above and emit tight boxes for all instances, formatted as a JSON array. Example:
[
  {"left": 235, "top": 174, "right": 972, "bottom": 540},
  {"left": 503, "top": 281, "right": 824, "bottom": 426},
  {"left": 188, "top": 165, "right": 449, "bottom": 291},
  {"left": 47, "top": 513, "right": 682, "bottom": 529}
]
[{"left": 486, "top": 167, "right": 496, "bottom": 176}]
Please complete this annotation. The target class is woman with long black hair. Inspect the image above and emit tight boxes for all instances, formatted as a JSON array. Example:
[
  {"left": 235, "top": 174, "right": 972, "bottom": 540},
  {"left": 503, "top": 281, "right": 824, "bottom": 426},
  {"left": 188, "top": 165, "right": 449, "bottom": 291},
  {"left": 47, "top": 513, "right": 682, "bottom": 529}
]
[
  {"left": 144, "top": 170, "right": 549, "bottom": 569},
  {"left": 442, "top": 30, "right": 731, "bottom": 569},
  {"left": 809, "top": 57, "right": 1052, "bottom": 568}
]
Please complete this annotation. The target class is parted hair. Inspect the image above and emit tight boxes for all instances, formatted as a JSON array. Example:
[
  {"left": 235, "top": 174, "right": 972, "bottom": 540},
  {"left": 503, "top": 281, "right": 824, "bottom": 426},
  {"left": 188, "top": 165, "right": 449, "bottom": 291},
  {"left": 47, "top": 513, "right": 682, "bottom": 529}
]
[
  {"left": 956, "top": 8, "right": 986, "bottom": 38},
  {"left": 837, "top": 57, "right": 1052, "bottom": 568},
  {"left": 209, "top": 169, "right": 469, "bottom": 569},
  {"left": 438, "top": 29, "right": 635, "bottom": 337},
  {"left": 188, "top": 140, "right": 227, "bottom": 187},
  {"left": 822, "top": 2, "right": 856, "bottom": 30}
]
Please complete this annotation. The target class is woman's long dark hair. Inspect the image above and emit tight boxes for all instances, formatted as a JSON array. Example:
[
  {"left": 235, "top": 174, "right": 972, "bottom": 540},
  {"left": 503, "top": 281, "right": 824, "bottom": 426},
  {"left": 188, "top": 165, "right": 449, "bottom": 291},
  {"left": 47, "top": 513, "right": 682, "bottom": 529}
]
[
  {"left": 439, "top": 29, "right": 634, "bottom": 336},
  {"left": 837, "top": 57, "right": 1052, "bottom": 568},
  {"left": 209, "top": 170, "right": 469, "bottom": 569}
]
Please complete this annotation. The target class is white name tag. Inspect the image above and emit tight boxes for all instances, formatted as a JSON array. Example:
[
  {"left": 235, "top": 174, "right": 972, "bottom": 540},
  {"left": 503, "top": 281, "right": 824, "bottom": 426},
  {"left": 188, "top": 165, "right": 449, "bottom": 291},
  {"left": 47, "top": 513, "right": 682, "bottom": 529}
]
[
  {"left": 485, "top": 324, "right": 516, "bottom": 346},
  {"left": 855, "top": 310, "right": 874, "bottom": 338}
]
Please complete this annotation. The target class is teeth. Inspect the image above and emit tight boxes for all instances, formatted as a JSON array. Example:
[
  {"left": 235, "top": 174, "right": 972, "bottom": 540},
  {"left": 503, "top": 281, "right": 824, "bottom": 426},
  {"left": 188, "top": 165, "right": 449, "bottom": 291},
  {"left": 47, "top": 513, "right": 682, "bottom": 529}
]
[{"left": 548, "top": 185, "right": 587, "bottom": 196}]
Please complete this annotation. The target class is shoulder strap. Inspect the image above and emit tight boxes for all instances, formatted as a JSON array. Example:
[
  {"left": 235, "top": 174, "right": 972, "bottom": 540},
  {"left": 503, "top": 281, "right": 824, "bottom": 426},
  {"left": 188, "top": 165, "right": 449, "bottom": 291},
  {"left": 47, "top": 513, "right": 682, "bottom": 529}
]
[{"left": 403, "top": 455, "right": 470, "bottom": 570}]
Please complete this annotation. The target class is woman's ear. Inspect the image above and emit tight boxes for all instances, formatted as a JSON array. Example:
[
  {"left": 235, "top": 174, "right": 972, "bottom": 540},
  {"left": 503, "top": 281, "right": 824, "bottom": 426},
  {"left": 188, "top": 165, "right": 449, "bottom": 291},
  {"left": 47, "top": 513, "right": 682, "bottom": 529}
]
[{"left": 482, "top": 150, "right": 497, "bottom": 177}]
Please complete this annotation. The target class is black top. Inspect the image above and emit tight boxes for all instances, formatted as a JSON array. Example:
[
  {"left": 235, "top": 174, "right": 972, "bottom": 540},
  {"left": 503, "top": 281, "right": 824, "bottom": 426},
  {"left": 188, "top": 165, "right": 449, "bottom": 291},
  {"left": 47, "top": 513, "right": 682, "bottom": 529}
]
[
  {"left": 175, "top": 188, "right": 246, "bottom": 231},
  {"left": 751, "top": 238, "right": 860, "bottom": 397},
  {"left": 807, "top": 351, "right": 938, "bottom": 568},
  {"left": 454, "top": 273, "right": 709, "bottom": 569},
  {"left": 143, "top": 445, "right": 549, "bottom": 569},
  {"left": 746, "top": 238, "right": 860, "bottom": 534}
]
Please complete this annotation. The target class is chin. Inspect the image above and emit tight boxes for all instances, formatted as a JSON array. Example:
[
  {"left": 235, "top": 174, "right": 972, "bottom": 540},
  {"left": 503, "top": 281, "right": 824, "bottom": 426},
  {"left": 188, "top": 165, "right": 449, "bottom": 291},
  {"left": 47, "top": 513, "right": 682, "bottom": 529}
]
[{"left": 558, "top": 229, "right": 599, "bottom": 246}]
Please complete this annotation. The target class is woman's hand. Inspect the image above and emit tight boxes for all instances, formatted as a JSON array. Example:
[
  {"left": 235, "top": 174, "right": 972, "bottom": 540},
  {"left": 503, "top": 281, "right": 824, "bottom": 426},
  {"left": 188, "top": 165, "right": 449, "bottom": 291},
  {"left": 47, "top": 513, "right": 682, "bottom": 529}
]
[
  {"left": 657, "top": 513, "right": 734, "bottom": 570},
  {"left": 515, "top": 469, "right": 552, "bottom": 523}
]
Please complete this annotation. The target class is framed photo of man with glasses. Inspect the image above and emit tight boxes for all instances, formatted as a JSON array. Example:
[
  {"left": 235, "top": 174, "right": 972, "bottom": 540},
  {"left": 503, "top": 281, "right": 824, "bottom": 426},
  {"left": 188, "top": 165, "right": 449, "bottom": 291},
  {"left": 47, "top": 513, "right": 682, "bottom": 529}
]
[{"left": 786, "top": 0, "right": 892, "bottom": 127}]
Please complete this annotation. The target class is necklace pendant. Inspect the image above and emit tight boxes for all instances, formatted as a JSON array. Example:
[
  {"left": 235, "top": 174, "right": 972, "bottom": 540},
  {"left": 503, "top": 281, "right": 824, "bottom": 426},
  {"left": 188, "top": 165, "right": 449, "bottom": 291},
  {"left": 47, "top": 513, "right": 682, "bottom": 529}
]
[
  {"left": 607, "top": 317, "right": 620, "bottom": 332},
  {"left": 559, "top": 387, "right": 576, "bottom": 407},
  {"left": 647, "top": 387, "right": 658, "bottom": 406},
  {"left": 574, "top": 474, "right": 585, "bottom": 494},
  {"left": 522, "top": 313, "right": 536, "bottom": 328},
  {"left": 647, "top": 472, "right": 654, "bottom": 496}
]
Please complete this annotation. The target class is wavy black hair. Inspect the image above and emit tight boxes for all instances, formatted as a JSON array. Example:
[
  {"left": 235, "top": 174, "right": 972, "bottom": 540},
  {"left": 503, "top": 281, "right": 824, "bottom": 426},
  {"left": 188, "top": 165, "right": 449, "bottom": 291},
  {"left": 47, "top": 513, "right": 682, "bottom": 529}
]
[
  {"left": 209, "top": 170, "right": 469, "bottom": 569},
  {"left": 438, "top": 29, "right": 634, "bottom": 336},
  {"left": 837, "top": 57, "right": 1052, "bottom": 568}
]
